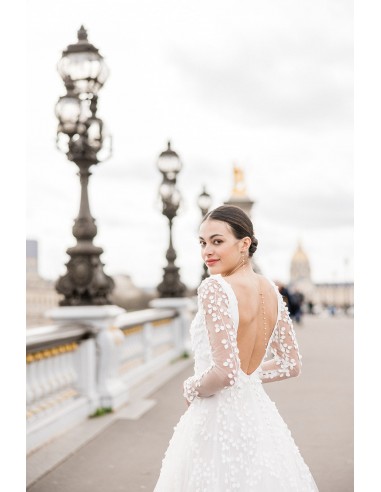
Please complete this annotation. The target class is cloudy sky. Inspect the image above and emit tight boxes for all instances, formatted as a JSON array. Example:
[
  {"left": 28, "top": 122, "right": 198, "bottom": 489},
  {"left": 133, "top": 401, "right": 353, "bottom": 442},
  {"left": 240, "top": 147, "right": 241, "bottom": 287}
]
[{"left": 26, "top": 0, "right": 353, "bottom": 290}]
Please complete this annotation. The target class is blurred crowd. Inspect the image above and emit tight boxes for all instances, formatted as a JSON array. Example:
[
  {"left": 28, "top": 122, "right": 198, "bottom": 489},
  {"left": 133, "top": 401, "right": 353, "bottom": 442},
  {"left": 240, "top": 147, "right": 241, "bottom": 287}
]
[
  {"left": 277, "top": 283, "right": 305, "bottom": 324},
  {"left": 275, "top": 282, "right": 353, "bottom": 324}
]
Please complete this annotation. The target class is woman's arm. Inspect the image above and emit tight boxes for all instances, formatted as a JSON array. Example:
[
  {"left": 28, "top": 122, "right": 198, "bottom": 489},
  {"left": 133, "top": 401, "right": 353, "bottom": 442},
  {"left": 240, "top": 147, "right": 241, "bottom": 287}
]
[
  {"left": 183, "top": 278, "right": 240, "bottom": 403},
  {"left": 258, "top": 294, "right": 302, "bottom": 383}
]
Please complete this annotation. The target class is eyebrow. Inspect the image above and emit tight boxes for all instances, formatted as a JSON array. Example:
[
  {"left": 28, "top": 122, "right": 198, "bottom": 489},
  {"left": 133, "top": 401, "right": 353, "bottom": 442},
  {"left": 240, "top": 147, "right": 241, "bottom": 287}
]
[{"left": 199, "top": 234, "right": 224, "bottom": 240}]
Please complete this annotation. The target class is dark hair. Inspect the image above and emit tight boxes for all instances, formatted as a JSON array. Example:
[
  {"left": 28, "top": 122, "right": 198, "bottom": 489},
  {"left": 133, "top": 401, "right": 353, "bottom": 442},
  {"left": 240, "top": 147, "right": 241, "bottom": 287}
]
[{"left": 202, "top": 205, "right": 258, "bottom": 256}]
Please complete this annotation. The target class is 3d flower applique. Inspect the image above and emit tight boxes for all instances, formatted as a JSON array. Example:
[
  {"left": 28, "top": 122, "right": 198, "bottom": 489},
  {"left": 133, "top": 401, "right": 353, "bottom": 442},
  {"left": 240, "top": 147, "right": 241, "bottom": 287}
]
[{"left": 221, "top": 339, "right": 229, "bottom": 349}]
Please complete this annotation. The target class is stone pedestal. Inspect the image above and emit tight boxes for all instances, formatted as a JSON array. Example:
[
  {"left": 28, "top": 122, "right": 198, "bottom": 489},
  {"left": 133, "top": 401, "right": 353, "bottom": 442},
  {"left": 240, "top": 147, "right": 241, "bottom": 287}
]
[{"left": 47, "top": 305, "right": 128, "bottom": 409}]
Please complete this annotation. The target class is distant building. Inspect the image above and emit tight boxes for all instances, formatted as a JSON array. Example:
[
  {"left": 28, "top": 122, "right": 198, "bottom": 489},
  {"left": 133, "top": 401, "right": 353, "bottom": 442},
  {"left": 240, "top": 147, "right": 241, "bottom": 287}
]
[
  {"left": 289, "top": 241, "right": 315, "bottom": 301},
  {"left": 312, "top": 282, "right": 354, "bottom": 310},
  {"left": 289, "top": 241, "right": 354, "bottom": 310},
  {"left": 26, "top": 240, "right": 154, "bottom": 326},
  {"left": 26, "top": 239, "right": 61, "bottom": 327}
]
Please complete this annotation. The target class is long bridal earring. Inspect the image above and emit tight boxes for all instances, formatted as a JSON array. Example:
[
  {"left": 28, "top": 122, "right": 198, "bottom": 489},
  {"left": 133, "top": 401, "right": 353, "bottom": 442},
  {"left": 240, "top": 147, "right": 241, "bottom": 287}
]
[{"left": 241, "top": 252, "right": 246, "bottom": 266}]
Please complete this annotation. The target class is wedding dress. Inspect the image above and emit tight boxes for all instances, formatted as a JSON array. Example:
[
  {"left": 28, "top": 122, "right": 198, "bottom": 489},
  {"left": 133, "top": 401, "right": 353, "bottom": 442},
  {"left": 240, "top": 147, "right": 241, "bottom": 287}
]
[{"left": 154, "top": 274, "right": 319, "bottom": 491}]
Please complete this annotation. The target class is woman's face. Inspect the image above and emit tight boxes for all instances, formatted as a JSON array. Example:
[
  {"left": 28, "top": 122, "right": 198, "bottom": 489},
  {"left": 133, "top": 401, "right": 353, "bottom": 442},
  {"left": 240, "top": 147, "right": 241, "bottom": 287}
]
[{"left": 199, "top": 219, "right": 245, "bottom": 276}]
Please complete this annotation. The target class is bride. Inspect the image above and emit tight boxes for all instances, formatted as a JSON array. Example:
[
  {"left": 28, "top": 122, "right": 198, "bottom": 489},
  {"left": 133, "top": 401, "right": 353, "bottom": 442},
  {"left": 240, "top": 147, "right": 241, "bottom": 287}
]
[{"left": 154, "top": 205, "right": 319, "bottom": 491}]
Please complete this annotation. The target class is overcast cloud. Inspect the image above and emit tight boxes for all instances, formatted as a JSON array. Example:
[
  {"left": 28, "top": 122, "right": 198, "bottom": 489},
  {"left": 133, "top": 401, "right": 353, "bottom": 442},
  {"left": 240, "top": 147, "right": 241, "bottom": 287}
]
[{"left": 26, "top": 0, "right": 353, "bottom": 289}]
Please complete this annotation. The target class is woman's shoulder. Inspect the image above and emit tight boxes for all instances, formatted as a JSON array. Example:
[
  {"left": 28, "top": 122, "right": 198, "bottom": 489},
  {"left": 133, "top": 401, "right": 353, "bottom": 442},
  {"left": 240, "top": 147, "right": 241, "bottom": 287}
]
[
  {"left": 198, "top": 274, "right": 223, "bottom": 291},
  {"left": 197, "top": 275, "right": 231, "bottom": 298}
]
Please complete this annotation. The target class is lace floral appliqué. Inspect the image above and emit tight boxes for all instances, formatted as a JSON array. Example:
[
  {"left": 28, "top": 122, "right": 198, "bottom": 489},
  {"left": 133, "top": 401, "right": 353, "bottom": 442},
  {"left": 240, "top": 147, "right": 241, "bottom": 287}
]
[{"left": 183, "top": 278, "right": 240, "bottom": 402}]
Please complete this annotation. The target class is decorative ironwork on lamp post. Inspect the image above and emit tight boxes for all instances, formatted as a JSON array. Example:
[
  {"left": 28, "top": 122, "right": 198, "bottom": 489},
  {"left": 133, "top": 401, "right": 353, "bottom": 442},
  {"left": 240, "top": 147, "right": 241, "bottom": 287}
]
[
  {"left": 156, "top": 141, "right": 186, "bottom": 298},
  {"left": 54, "top": 25, "right": 114, "bottom": 306},
  {"left": 197, "top": 186, "right": 212, "bottom": 282}
]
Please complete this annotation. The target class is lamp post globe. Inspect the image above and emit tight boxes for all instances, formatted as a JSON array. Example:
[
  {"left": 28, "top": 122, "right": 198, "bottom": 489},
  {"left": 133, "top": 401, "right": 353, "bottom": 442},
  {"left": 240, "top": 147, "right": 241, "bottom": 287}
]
[
  {"left": 157, "top": 141, "right": 182, "bottom": 181},
  {"left": 55, "top": 79, "right": 82, "bottom": 138},
  {"left": 57, "top": 25, "right": 109, "bottom": 96},
  {"left": 197, "top": 185, "right": 212, "bottom": 217},
  {"left": 54, "top": 26, "right": 114, "bottom": 306}
]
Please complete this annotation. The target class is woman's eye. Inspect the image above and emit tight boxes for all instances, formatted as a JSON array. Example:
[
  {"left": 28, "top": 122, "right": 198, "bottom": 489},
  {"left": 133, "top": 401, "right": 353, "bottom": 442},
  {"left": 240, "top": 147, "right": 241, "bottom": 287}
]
[{"left": 199, "top": 240, "right": 222, "bottom": 246}]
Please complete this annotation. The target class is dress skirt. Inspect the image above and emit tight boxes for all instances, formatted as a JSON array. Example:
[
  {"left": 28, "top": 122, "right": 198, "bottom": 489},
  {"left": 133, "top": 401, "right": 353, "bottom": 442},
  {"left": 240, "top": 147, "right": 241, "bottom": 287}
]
[{"left": 154, "top": 370, "right": 319, "bottom": 491}]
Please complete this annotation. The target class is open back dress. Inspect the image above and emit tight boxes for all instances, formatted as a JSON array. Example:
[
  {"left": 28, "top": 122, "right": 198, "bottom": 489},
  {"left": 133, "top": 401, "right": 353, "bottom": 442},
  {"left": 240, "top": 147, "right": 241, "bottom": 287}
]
[{"left": 154, "top": 274, "right": 319, "bottom": 491}]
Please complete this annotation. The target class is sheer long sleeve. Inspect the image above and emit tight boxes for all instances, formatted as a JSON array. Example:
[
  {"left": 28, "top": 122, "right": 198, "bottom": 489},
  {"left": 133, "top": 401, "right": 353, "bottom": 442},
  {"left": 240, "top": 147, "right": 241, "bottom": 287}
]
[
  {"left": 183, "top": 278, "right": 240, "bottom": 403},
  {"left": 258, "top": 293, "right": 302, "bottom": 383}
]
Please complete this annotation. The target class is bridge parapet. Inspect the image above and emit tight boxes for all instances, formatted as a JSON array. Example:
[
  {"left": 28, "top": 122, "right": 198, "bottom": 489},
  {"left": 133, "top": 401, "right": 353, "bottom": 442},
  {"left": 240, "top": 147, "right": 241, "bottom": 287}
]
[{"left": 26, "top": 300, "right": 195, "bottom": 454}]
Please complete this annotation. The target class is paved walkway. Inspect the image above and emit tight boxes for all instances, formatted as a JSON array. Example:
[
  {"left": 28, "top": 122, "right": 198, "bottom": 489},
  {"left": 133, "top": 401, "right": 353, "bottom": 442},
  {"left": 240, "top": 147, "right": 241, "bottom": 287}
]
[{"left": 27, "top": 314, "right": 353, "bottom": 492}]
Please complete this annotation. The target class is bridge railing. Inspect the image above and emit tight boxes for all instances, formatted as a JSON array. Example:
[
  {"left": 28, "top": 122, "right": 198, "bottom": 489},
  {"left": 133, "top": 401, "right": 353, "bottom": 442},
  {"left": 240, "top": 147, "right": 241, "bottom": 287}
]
[
  {"left": 26, "top": 300, "right": 194, "bottom": 454},
  {"left": 26, "top": 323, "right": 95, "bottom": 453}
]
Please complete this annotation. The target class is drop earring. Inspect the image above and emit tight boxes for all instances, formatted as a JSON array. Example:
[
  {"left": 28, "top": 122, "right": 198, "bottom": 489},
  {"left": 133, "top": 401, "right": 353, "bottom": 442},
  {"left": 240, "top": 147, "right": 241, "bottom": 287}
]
[{"left": 241, "top": 252, "right": 246, "bottom": 266}]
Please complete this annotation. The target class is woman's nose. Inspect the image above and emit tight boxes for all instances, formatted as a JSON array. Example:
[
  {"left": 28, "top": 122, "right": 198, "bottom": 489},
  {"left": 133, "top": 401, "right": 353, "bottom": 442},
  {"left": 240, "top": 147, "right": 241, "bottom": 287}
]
[{"left": 204, "top": 244, "right": 214, "bottom": 256}]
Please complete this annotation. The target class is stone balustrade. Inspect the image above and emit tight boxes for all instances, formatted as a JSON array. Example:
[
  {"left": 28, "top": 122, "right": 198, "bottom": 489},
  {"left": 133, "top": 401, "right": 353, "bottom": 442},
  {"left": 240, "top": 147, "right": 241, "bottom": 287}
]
[{"left": 26, "top": 299, "right": 195, "bottom": 454}]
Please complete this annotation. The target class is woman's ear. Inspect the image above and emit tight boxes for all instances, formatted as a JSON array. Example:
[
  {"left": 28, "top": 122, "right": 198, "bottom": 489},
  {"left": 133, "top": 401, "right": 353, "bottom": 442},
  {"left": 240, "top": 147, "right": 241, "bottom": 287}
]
[{"left": 241, "top": 236, "right": 251, "bottom": 252}]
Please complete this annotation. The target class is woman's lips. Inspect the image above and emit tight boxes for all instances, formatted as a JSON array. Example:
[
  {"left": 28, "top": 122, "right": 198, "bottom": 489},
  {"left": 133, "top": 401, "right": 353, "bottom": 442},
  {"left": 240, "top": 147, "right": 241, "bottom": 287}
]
[{"left": 206, "top": 259, "right": 219, "bottom": 266}]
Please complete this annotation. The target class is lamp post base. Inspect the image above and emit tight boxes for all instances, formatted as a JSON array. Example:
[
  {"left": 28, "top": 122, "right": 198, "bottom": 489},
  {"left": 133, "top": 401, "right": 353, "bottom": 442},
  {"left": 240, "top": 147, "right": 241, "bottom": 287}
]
[
  {"left": 56, "top": 246, "right": 115, "bottom": 306},
  {"left": 157, "top": 265, "right": 186, "bottom": 298}
]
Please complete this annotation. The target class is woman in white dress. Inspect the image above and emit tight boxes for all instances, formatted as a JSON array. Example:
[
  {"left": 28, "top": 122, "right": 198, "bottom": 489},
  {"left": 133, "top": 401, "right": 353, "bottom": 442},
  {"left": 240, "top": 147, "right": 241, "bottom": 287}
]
[{"left": 154, "top": 205, "right": 319, "bottom": 491}]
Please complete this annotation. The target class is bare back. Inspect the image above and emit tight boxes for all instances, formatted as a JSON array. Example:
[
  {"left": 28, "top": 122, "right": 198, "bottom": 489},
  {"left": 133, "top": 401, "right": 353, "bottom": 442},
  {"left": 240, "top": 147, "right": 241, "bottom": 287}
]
[{"left": 227, "top": 273, "right": 278, "bottom": 375}]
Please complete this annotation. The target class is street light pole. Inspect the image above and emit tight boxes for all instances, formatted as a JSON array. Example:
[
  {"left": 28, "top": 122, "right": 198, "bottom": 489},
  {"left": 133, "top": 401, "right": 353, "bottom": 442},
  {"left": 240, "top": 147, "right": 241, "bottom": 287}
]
[
  {"left": 54, "top": 26, "right": 114, "bottom": 306},
  {"left": 156, "top": 142, "right": 186, "bottom": 298},
  {"left": 197, "top": 186, "right": 212, "bottom": 282}
]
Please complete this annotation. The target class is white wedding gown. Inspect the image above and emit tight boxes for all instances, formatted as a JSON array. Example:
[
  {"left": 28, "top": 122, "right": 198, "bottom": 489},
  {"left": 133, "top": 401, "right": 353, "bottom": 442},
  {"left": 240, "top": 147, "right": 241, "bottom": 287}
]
[{"left": 154, "top": 274, "right": 319, "bottom": 491}]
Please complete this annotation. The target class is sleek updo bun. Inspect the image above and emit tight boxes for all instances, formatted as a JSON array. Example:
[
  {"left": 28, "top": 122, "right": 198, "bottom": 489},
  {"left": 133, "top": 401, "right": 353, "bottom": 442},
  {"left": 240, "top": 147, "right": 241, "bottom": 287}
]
[
  {"left": 202, "top": 205, "right": 258, "bottom": 257},
  {"left": 249, "top": 235, "right": 258, "bottom": 256}
]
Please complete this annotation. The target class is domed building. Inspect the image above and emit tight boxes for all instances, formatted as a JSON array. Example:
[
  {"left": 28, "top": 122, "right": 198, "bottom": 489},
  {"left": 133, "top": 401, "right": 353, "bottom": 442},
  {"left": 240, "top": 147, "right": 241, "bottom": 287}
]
[
  {"left": 289, "top": 241, "right": 354, "bottom": 312},
  {"left": 289, "top": 241, "right": 314, "bottom": 301}
]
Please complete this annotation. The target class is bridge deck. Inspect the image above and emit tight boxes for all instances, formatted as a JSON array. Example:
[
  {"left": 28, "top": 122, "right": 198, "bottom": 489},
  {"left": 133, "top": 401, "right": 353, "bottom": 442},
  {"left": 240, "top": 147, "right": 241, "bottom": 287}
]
[{"left": 27, "top": 314, "right": 353, "bottom": 492}]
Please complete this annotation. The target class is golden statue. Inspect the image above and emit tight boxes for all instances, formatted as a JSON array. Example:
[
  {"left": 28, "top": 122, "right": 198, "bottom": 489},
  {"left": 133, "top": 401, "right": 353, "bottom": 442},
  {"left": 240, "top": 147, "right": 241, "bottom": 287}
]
[{"left": 232, "top": 164, "right": 247, "bottom": 197}]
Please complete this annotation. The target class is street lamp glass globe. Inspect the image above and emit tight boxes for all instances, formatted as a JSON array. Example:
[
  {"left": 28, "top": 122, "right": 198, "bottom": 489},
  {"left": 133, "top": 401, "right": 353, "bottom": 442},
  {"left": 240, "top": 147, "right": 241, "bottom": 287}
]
[
  {"left": 58, "top": 51, "right": 109, "bottom": 95},
  {"left": 198, "top": 189, "right": 212, "bottom": 213},
  {"left": 55, "top": 94, "right": 81, "bottom": 136},
  {"left": 57, "top": 27, "right": 109, "bottom": 96},
  {"left": 171, "top": 188, "right": 181, "bottom": 207},
  {"left": 56, "top": 132, "right": 70, "bottom": 154},
  {"left": 157, "top": 141, "right": 182, "bottom": 175},
  {"left": 96, "top": 130, "right": 112, "bottom": 162},
  {"left": 87, "top": 116, "right": 103, "bottom": 152},
  {"left": 159, "top": 181, "right": 173, "bottom": 201}
]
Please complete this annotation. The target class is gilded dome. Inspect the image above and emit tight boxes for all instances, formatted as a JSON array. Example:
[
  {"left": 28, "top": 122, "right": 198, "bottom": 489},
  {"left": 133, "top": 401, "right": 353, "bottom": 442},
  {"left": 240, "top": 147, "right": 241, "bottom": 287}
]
[
  {"left": 290, "top": 241, "right": 311, "bottom": 284},
  {"left": 291, "top": 242, "right": 310, "bottom": 264}
]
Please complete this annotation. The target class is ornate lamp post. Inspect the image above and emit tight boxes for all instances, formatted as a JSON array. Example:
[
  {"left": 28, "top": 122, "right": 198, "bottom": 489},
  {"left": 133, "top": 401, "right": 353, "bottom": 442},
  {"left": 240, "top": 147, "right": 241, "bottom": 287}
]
[
  {"left": 197, "top": 186, "right": 212, "bottom": 281},
  {"left": 54, "top": 26, "right": 114, "bottom": 306},
  {"left": 156, "top": 141, "right": 186, "bottom": 298},
  {"left": 198, "top": 185, "right": 212, "bottom": 217}
]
